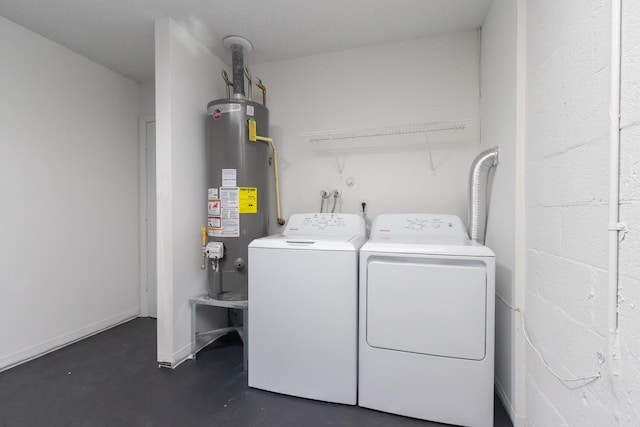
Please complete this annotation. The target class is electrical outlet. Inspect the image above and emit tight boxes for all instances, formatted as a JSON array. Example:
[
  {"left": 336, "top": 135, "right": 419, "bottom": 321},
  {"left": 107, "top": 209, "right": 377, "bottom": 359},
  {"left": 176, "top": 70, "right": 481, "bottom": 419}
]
[{"left": 359, "top": 198, "right": 368, "bottom": 213}]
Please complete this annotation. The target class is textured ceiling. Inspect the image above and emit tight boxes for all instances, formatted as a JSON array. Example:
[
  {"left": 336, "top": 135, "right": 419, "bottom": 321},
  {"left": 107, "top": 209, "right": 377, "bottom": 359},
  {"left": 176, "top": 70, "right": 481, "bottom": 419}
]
[{"left": 0, "top": 0, "right": 492, "bottom": 83}]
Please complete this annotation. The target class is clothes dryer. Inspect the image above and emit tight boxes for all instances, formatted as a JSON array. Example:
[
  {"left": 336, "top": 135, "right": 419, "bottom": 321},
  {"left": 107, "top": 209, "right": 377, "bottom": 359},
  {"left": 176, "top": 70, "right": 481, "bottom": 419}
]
[
  {"left": 359, "top": 213, "right": 495, "bottom": 427},
  {"left": 248, "top": 213, "right": 365, "bottom": 404}
]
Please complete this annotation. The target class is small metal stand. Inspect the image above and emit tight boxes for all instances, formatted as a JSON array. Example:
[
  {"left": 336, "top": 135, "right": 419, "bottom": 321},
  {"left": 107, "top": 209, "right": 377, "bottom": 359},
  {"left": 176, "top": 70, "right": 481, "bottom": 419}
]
[{"left": 190, "top": 294, "right": 248, "bottom": 371}]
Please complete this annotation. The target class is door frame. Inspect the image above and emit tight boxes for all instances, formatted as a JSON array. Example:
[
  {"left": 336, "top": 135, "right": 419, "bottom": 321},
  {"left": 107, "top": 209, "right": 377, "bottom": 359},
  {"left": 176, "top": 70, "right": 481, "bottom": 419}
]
[{"left": 139, "top": 115, "right": 156, "bottom": 317}]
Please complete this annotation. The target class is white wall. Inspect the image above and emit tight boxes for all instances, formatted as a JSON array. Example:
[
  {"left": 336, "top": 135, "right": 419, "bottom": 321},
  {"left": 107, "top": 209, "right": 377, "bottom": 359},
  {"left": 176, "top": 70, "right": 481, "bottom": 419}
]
[
  {"left": 155, "top": 18, "right": 228, "bottom": 365},
  {"left": 480, "top": 0, "right": 523, "bottom": 424},
  {"left": 139, "top": 81, "right": 155, "bottom": 118},
  {"left": 617, "top": 0, "right": 640, "bottom": 424},
  {"left": 251, "top": 32, "right": 481, "bottom": 227},
  {"left": 0, "top": 16, "right": 140, "bottom": 370},
  {"left": 523, "top": 1, "right": 633, "bottom": 425}
]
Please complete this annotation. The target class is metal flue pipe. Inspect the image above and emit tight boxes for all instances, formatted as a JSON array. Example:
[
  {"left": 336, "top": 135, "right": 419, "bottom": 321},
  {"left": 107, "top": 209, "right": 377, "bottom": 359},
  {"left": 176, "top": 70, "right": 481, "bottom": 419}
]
[
  {"left": 230, "top": 44, "right": 244, "bottom": 96},
  {"left": 223, "top": 36, "right": 252, "bottom": 99}
]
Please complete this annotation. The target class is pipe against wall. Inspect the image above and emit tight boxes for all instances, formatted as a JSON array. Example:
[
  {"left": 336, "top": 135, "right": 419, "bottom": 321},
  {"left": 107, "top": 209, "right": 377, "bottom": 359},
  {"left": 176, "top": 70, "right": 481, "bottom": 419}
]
[
  {"left": 468, "top": 147, "right": 499, "bottom": 244},
  {"left": 256, "top": 78, "right": 267, "bottom": 106},
  {"left": 607, "top": 0, "right": 623, "bottom": 380},
  {"left": 244, "top": 66, "right": 253, "bottom": 101},
  {"left": 221, "top": 70, "right": 232, "bottom": 98}
]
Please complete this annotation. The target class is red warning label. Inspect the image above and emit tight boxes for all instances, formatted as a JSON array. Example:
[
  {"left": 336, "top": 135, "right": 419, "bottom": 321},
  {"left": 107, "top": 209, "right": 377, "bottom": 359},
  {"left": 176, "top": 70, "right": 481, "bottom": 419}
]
[{"left": 213, "top": 109, "right": 222, "bottom": 120}]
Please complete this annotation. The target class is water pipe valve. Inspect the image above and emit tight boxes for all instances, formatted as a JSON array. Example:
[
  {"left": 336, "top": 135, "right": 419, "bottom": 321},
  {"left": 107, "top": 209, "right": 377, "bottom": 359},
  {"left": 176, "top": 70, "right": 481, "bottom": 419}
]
[{"left": 201, "top": 226, "right": 207, "bottom": 269}]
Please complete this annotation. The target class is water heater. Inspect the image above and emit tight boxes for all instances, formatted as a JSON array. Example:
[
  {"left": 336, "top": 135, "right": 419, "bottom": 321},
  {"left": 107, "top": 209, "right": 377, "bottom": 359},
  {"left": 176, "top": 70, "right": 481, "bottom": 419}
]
[
  {"left": 205, "top": 98, "right": 270, "bottom": 301},
  {"left": 203, "top": 36, "right": 276, "bottom": 301}
]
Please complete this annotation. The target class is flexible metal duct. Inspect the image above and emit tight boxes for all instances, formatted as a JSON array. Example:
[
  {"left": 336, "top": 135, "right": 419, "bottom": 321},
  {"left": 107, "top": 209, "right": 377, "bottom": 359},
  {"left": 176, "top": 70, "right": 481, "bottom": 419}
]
[{"left": 468, "top": 147, "right": 499, "bottom": 244}]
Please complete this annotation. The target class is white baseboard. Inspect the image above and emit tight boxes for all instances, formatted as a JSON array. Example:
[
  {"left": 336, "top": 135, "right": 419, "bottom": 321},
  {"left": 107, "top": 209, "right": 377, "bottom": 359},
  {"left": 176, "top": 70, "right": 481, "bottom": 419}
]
[
  {"left": 0, "top": 308, "right": 140, "bottom": 372},
  {"left": 495, "top": 377, "right": 526, "bottom": 427},
  {"left": 158, "top": 336, "right": 220, "bottom": 369},
  {"left": 173, "top": 340, "right": 194, "bottom": 368}
]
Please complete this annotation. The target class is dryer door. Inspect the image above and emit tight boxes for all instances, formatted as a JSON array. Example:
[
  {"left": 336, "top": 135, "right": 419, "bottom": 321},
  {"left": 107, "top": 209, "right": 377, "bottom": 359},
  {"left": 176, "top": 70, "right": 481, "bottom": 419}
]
[{"left": 366, "top": 257, "right": 487, "bottom": 360}]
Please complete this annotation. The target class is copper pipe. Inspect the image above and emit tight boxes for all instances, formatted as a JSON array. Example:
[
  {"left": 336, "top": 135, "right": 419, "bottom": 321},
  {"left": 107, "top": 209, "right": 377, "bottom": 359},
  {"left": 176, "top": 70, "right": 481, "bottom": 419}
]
[{"left": 256, "top": 78, "right": 267, "bottom": 106}]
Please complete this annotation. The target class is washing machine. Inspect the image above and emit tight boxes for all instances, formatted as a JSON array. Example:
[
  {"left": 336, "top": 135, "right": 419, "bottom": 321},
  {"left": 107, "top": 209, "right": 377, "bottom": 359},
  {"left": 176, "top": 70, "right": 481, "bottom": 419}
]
[
  {"left": 359, "top": 213, "right": 495, "bottom": 427},
  {"left": 248, "top": 213, "right": 365, "bottom": 404}
]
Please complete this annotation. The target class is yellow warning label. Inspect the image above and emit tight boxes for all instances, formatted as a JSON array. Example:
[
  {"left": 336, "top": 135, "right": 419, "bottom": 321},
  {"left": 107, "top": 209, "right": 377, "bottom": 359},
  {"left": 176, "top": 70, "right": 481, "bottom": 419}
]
[{"left": 239, "top": 187, "right": 258, "bottom": 214}]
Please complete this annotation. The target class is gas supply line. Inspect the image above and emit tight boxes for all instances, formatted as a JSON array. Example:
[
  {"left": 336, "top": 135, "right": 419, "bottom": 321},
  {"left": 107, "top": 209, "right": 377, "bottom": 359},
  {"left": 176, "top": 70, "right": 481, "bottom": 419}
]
[{"left": 248, "top": 118, "right": 285, "bottom": 225}]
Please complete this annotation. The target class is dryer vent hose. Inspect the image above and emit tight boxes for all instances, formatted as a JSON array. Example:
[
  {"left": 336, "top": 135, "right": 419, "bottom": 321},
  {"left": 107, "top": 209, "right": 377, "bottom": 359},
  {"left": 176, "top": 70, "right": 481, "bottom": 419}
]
[{"left": 468, "top": 147, "right": 499, "bottom": 245}]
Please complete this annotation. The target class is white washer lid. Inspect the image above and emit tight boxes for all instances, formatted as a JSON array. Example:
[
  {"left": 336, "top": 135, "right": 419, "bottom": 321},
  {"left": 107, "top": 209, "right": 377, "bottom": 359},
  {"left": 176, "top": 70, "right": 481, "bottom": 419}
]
[
  {"left": 249, "top": 234, "right": 365, "bottom": 251},
  {"left": 249, "top": 213, "right": 366, "bottom": 250},
  {"left": 283, "top": 213, "right": 366, "bottom": 238}
]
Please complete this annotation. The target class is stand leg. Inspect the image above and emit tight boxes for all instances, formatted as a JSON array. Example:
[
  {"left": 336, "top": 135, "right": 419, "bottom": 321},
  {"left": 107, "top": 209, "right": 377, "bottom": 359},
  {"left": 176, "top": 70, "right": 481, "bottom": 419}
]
[
  {"left": 243, "top": 306, "right": 248, "bottom": 371},
  {"left": 191, "top": 301, "right": 196, "bottom": 359}
]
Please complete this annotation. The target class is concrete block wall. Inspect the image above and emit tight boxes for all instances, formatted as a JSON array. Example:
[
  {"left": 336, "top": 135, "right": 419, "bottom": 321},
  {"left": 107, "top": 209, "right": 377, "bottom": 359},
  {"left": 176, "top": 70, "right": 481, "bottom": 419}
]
[
  {"left": 525, "top": 0, "right": 614, "bottom": 425},
  {"left": 525, "top": 0, "right": 640, "bottom": 424}
]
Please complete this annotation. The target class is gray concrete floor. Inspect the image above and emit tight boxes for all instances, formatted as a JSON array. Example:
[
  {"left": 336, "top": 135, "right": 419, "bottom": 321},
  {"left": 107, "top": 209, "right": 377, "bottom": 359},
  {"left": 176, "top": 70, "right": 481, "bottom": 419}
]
[{"left": 0, "top": 318, "right": 513, "bottom": 426}]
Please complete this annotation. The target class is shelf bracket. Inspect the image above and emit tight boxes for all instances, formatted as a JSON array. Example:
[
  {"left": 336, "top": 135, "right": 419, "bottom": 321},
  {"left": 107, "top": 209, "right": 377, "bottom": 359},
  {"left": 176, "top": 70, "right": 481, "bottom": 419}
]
[
  {"left": 425, "top": 132, "right": 435, "bottom": 172},
  {"left": 331, "top": 138, "right": 346, "bottom": 175}
]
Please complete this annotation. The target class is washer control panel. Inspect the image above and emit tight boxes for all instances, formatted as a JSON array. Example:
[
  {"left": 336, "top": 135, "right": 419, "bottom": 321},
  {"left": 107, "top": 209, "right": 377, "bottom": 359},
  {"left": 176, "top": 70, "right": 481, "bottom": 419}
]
[
  {"left": 284, "top": 213, "right": 365, "bottom": 236},
  {"left": 371, "top": 214, "right": 467, "bottom": 238}
]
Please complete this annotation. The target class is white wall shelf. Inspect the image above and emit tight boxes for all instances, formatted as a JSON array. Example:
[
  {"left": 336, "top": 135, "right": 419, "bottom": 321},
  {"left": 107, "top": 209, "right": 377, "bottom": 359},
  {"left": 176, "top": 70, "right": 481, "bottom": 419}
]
[
  {"left": 300, "top": 119, "right": 471, "bottom": 143},
  {"left": 302, "top": 119, "right": 475, "bottom": 172}
]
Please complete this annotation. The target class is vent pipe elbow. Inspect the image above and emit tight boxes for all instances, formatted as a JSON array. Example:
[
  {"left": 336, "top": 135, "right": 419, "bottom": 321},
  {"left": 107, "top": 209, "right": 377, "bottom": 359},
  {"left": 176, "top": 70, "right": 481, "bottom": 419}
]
[{"left": 468, "top": 147, "right": 499, "bottom": 244}]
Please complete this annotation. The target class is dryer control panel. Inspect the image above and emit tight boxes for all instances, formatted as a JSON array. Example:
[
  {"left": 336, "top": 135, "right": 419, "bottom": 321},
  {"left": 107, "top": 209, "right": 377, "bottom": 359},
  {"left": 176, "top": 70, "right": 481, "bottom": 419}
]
[
  {"left": 370, "top": 214, "right": 467, "bottom": 238},
  {"left": 284, "top": 213, "right": 365, "bottom": 237}
]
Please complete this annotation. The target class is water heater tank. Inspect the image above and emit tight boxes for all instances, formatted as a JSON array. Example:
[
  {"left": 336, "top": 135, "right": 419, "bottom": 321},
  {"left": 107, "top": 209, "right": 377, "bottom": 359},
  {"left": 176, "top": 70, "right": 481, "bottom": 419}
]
[{"left": 205, "top": 98, "right": 270, "bottom": 300}]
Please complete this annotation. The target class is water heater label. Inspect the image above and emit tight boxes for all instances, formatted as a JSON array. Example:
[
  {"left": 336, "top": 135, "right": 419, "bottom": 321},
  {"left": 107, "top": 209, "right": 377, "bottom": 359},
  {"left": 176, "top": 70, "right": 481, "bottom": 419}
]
[
  {"left": 208, "top": 200, "right": 221, "bottom": 216},
  {"left": 207, "top": 216, "right": 221, "bottom": 229},
  {"left": 246, "top": 105, "right": 254, "bottom": 116},
  {"left": 220, "top": 218, "right": 240, "bottom": 237},
  {"left": 222, "top": 169, "right": 237, "bottom": 187},
  {"left": 239, "top": 187, "right": 258, "bottom": 214},
  {"left": 220, "top": 187, "right": 239, "bottom": 208},
  {"left": 208, "top": 188, "right": 218, "bottom": 200},
  {"left": 217, "top": 187, "right": 240, "bottom": 237}
]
